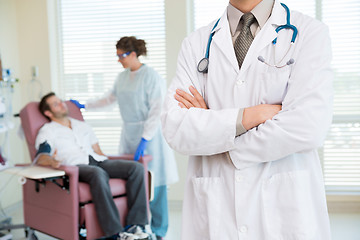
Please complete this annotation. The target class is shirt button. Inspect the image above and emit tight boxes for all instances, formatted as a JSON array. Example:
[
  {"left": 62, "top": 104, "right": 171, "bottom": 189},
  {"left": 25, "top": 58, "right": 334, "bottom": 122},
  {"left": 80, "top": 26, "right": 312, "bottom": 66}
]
[
  {"left": 235, "top": 175, "right": 244, "bottom": 182},
  {"left": 236, "top": 80, "right": 244, "bottom": 86},
  {"left": 240, "top": 225, "right": 248, "bottom": 233}
]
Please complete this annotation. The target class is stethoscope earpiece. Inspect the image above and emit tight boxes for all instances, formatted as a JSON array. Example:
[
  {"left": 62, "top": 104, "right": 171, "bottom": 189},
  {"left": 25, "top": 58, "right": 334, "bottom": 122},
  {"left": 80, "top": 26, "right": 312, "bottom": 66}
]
[
  {"left": 257, "top": 56, "right": 266, "bottom": 63},
  {"left": 287, "top": 58, "right": 295, "bottom": 65},
  {"left": 258, "top": 3, "right": 297, "bottom": 68},
  {"left": 258, "top": 55, "right": 295, "bottom": 68}
]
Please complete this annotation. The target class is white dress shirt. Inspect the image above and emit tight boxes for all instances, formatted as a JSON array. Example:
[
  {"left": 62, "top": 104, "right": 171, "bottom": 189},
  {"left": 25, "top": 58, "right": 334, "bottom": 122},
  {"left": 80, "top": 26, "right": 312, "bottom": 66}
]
[
  {"left": 227, "top": 0, "right": 274, "bottom": 135},
  {"left": 35, "top": 118, "right": 107, "bottom": 166}
]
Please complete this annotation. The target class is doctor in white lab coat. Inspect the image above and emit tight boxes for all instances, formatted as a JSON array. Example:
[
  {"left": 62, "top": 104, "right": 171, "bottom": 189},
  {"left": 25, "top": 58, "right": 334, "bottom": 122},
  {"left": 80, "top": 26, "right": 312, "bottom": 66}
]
[{"left": 161, "top": 0, "right": 333, "bottom": 239}]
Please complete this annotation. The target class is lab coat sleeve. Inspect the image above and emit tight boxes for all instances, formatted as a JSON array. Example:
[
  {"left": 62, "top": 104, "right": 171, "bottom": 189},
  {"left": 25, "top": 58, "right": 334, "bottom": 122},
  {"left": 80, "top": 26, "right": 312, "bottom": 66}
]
[
  {"left": 161, "top": 36, "right": 239, "bottom": 155},
  {"left": 142, "top": 71, "right": 165, "bottom": 140},
  {"left": 229, "top": 24, "right": 333, "bottom": 169}
]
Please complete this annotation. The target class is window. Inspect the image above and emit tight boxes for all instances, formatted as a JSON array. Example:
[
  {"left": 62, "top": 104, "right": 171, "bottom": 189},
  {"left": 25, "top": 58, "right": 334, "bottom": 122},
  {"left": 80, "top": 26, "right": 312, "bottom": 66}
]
[
  {"left": 57, "top": 0, "right": 166, "bottom": 154},
  {"left": 193, "top": 0, "right": 228, "bottom": 31},
  {"left": 193, "top": 0, "right": 360, "bottom": 193}
]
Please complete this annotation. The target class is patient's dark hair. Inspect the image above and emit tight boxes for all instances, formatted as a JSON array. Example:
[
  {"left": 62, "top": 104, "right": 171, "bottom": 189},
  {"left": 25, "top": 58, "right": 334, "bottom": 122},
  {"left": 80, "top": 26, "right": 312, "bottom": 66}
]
[
  {"left": 39, "top": 92, "right": 55, "bottom": 120},
  {"left": 116, "top": 36, "right": 147, "bottom": 57}
]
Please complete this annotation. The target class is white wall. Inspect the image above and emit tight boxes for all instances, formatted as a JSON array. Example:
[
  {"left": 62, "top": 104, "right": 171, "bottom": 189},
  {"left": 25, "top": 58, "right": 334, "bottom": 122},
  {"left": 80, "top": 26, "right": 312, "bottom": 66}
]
[
  {"left": 0, "top": 0, "right": 24, "bottom": 209},
  {"left": 164, "top": 0, "right": 190, "bottom": 202},
  {"left": 16, "top": 0, "right": 53, "bottom": 96},
  {"left": 0, "top": 0, "right": 55, "bottom": 209}
]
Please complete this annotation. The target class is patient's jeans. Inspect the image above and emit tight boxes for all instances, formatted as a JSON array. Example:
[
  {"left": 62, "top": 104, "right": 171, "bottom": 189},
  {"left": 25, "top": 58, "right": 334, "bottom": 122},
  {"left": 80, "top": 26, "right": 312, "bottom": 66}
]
[{"left": 77, "top": 156, "right": 148, "bottom": 237}]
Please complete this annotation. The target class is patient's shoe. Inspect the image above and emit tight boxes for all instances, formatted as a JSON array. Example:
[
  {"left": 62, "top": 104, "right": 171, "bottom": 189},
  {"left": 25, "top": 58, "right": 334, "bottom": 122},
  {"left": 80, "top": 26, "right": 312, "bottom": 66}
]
[
  {"left": 125, "top": 225, "right": 149, "bottom": 240},
  {"left": 118, "top": 232, "right": 139, "bottom": 240}
]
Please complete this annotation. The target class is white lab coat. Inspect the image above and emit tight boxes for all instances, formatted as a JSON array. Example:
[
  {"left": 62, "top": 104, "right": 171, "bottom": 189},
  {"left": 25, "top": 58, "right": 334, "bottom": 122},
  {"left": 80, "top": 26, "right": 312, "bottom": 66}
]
[{"left": 161, "top": 1, "right": 333, "bottom": 239}]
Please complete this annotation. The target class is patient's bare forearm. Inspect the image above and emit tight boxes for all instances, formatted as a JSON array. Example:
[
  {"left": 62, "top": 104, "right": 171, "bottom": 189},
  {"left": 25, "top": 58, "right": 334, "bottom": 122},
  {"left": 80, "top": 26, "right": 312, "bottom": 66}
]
[
  {"left": 242, "top": 104, "right": 282, "bottom": 130},
  {"left": 37, "top": 154, "right": 61, "bottom": 168},
  {"left": 92, "top": 143, "right": 106, "bottom": 156}
]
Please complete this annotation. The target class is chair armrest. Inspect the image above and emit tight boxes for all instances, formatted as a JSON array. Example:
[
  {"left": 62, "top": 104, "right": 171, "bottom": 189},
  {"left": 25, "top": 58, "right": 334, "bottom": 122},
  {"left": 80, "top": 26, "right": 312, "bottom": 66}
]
[
  {"left": 107, "top": 154, "right": 152, "bottom": 165},
  {"left": 107, "top": 155, "right": 153, "bottom": 204},
  {"left": 15, "top": 164, "right": 79, "bottom": 179},
  {"left": 58, "top": 165, "right": 79, "bottom": 179}
]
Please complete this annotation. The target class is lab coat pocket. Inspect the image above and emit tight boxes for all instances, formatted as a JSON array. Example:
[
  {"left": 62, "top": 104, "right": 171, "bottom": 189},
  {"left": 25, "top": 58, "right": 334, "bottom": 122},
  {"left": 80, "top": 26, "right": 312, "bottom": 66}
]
[
  {"left": 261, "top": 69, "right": 290, "bottom": 104},
  {"left": 261, "top": 170, "right": 316, "bottom": 240},
  {"left": 191, "top": 177, "right": 223, "bottom": 240}
]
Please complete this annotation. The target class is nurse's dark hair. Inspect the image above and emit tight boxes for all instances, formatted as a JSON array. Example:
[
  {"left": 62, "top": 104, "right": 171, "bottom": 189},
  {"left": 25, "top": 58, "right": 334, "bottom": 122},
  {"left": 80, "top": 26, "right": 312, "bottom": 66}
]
[
  {"left": 116, "top": 36, "right": 147, "bottom": 57},
  {"left": 39, "top": 92, "right": 55, "bottom": 120}
]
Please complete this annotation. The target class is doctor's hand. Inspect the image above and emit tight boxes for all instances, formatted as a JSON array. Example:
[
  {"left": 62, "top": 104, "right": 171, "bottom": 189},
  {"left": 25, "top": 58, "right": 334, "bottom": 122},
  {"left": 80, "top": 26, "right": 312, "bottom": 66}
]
[
  {"left": 175, "top": 86, "right": 208, "bottom": 109},
  {"left": 70, "top": 99, "right": 86, "bottom": 109},
  {"left": 242, "top": 104, "right": 282, "bottom": 130},
  {"left": 134, "top": 138, "right": 149, "bottom": 161}
]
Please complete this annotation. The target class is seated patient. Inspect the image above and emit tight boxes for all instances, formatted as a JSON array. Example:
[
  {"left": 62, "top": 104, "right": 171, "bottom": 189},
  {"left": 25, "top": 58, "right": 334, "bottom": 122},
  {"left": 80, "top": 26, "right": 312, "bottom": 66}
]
[{"left": 35, "top": 92, "right": 149, "bottom": 240}]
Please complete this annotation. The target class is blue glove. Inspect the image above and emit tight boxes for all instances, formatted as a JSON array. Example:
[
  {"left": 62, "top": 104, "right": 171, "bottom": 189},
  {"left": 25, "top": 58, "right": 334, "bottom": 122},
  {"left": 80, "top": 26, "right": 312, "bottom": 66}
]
[
  {"left": 134, "top": 138, "right": 148, "bottom": 161},
  {"left": 70, "top": 99, "right": 86, "bottom": 109}
]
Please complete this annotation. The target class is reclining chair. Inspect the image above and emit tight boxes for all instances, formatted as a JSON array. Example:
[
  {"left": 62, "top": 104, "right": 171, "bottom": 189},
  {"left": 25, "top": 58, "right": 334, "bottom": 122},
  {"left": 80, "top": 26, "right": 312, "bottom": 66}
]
[{"left": 19, "top": 101, "right": 152, "bottom": 240}]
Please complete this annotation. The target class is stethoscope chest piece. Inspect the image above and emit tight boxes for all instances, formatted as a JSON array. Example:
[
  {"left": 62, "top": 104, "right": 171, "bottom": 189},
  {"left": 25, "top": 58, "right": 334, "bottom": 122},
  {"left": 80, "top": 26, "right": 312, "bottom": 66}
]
[{"left": 197, "top": 58, "right": 209, "bottom": 73}]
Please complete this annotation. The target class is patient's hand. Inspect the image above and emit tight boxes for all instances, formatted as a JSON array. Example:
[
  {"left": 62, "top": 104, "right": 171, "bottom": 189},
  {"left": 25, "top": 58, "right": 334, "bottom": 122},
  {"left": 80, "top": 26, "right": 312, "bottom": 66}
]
[
  {"left": 51, "top": 150, "right": 61, "bottom": 168},
  {"left": 37, "top": 149, "right": 61, "bottom": 168}
]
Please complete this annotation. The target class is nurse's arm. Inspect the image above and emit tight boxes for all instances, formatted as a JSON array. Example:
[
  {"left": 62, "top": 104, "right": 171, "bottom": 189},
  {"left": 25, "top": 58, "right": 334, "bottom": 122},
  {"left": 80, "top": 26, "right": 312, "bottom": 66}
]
[
  {"left": 86, "top": 90, "right": 117, "bottom": 109},
  {"left": 175, "top": 87, "right": 281, "bottom": 130}
]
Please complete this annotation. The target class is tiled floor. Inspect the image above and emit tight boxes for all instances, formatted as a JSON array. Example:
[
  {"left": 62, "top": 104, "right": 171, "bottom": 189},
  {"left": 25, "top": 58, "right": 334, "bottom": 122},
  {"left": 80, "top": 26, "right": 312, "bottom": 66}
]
[{"left": 2, "top": 202, "right": 360, "bottom": 240}]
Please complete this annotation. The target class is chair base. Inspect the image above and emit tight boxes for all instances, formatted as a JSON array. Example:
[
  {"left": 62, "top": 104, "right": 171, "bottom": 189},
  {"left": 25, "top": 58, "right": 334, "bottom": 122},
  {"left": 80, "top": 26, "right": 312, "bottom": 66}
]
[{"left": 82, "top": 197, "right": 128, "bottom": 240}]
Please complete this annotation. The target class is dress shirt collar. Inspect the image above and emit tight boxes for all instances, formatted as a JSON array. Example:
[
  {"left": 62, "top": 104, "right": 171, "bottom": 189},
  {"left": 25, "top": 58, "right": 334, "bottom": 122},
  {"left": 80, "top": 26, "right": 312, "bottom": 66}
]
[{"left": 227, "top": 0, "right": 274, "bottom": 36}]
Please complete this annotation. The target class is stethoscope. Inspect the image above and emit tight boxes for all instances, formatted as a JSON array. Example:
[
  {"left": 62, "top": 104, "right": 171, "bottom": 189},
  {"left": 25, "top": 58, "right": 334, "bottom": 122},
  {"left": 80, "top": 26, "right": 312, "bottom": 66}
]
[{"left": 197, "top": 3, "right": 298, "bottom": 73}]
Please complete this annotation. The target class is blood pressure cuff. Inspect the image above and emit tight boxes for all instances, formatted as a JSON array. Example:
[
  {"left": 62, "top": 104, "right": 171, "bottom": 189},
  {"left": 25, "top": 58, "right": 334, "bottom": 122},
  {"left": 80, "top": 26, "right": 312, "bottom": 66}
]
[{"left": 36, "top": 141, "right": 52, "bottom": 156}]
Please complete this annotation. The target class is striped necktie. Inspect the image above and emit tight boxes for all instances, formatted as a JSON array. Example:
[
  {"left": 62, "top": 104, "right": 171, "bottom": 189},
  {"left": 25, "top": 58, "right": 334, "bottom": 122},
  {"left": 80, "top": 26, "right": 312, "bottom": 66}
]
[{"left": 234, "top": 12, "right": 256, "bottom": 68}]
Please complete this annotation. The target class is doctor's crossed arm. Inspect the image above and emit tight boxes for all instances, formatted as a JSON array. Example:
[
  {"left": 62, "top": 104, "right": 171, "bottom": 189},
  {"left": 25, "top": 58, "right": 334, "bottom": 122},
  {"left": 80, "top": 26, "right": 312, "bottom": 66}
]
[
  {"left": 175, "top": 86, "right": 281, "bottom": 131},
  {"left": 174, "top": 86, "right": 208, "bottom": 109}
]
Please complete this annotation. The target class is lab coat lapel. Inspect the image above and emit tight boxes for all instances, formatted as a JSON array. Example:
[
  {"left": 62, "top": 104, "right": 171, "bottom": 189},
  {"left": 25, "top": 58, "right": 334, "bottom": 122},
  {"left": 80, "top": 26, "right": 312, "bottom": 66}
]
[
  {"left": 239, "top": 1, "right": 286, "bottom": 75},
  {"left": 210, "top": 1, "right": 286, "bottom": 75},
  {"left": 212, "top": 11, "right": 239, "bottom": 73}
]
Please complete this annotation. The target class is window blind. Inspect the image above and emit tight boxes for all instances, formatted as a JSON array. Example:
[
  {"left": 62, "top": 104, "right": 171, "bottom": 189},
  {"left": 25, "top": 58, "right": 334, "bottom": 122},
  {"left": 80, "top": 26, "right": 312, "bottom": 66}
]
[
  {"left": 57, "top": 0, "right": 166, "bottom": 154},
  {"left": 193, "top": 0, "right": 360, "bottom": 192},
  {"left": 320, "top": 0, "right": 360, "bottom": 192},
  {"left": 193, "top": 0, "right": 228, "bottom": 30}
]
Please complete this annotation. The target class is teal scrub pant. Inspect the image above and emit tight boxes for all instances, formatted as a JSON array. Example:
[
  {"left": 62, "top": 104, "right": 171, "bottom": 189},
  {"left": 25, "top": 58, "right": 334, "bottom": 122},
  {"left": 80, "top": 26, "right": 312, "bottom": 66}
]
[{"left": 150, "top": 185, "right": 168, "bottom": 237}]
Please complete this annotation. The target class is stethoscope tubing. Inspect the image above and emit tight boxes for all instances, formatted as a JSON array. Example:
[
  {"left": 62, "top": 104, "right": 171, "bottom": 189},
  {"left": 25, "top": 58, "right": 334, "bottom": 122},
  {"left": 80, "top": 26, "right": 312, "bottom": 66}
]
[
  {"left": 197, "top": 18, "right": 221, "bottom": 73},
  {"left": 198, "top": 2, "right": 298, "bottom": 73}
]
